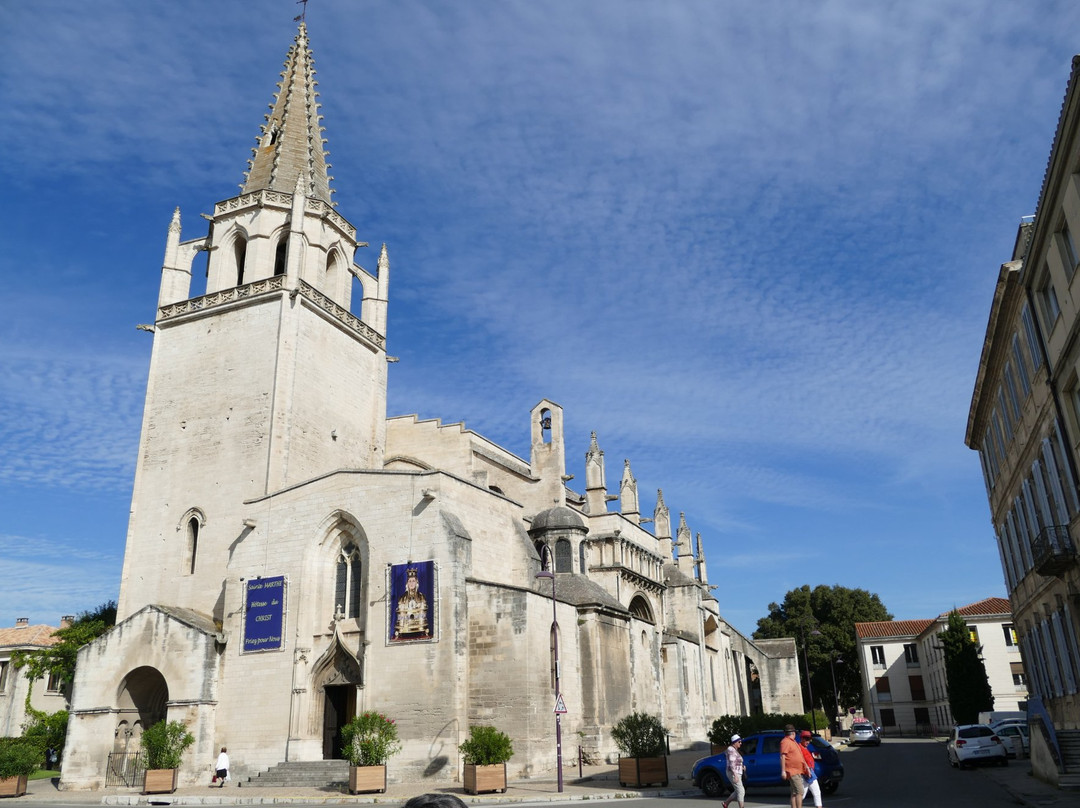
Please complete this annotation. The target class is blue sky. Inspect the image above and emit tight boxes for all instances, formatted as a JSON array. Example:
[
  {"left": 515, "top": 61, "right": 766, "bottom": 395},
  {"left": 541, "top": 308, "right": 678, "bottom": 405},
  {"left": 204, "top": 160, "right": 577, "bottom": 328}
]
[{"left": 2, "top": 0, "right": 1078, "bottom": 637}]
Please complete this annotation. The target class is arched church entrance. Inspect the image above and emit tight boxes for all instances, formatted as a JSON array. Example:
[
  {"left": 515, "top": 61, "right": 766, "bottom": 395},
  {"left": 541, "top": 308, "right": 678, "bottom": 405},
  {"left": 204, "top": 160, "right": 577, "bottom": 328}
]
[
  {"left": 116, "top": 666, "right": 169, "bottom": 732},
  {"left": 312, "top": 638, "right": 363, "bottom": 760},
  {"left": 109, "top": 666, "right": 168, "bottom": 786}
]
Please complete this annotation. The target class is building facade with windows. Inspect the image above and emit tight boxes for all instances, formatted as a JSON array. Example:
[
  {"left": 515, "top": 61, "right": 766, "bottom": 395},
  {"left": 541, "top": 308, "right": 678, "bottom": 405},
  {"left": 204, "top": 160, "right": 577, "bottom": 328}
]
[
  {"left": 0, "top": 618, "right": 68, "bottom": 738},
  {"left": 59, "top": 22, "right": 802, "bottom": 790},
  {"left": 855, "top": 598, "right": 1026, "bottom": 734},
  {"left": 966, "top": 56, "right": 1080, "bottom": 784}
]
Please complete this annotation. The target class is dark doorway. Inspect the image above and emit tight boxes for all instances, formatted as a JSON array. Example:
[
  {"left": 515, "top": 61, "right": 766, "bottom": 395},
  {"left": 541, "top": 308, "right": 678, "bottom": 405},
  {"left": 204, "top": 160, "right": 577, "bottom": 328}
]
[{"left": 322, "top": 685, "right": 355, "bottom": 759}]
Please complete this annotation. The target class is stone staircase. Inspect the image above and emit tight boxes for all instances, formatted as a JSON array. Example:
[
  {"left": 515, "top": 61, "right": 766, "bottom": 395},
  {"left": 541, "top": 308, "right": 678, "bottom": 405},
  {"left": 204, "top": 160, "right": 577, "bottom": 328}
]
[
  {"left": 244, "top": 760, "right": 349, "bottom": 788},
  {"left": 1060, "top": 730, "right": 1080, "bottom": 791}
]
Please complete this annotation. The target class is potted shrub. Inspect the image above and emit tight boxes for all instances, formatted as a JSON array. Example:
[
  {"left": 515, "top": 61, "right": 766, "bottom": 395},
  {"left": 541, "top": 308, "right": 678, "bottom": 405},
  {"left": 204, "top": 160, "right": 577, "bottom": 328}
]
[
  {"left": 341, "top": 712, "right": 401, "bottom": 794},
  {"left": 140, "top": 719, "right": 194, "bottom": 794},
  {"left": 612, "top": 712, "right": 669, "bottom": 787},
  {"left": 459, "top": 725, "right": 513, "bottom": 794},
  {"left": 0, "top": 737, "right": 41, "bottom": 797}
]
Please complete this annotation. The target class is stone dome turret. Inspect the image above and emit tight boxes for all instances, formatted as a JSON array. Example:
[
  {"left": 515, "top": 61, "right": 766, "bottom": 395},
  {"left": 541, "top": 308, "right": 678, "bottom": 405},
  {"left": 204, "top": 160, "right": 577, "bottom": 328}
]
[{"left": 528, "top": 505, "right": 587, "bottom": 535}]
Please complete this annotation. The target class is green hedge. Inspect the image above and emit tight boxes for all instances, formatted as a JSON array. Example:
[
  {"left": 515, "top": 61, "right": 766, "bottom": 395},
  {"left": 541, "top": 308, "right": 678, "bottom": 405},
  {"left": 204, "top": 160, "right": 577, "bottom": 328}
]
[
  {"left": 707, "top": 711, "right": 828, "bottom": 746},
  {"left": 0, "top": 737, "right": 42, "bottom": 779}
]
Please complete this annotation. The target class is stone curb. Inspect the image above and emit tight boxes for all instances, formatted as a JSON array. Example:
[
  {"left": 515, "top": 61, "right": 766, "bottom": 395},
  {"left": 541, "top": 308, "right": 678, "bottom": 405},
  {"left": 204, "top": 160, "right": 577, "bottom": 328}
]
[{"left": 97, "top": 787, "right": 701, "bottom": 806}]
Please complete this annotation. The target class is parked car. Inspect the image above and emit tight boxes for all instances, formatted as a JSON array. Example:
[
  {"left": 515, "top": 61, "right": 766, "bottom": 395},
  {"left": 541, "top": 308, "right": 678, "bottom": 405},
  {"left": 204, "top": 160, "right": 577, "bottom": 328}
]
[
  {"left": 946, "top": 724, "right": 1009, "bottom": 768},
  {"left": 992, "top": 723, "right": 1029, "bottom": 757},
  {"left": 848, "top": 721, "right": 881, "bottom": 746},
  {"left": 692, "top": 731, "right": 844, "bottom": 798}
]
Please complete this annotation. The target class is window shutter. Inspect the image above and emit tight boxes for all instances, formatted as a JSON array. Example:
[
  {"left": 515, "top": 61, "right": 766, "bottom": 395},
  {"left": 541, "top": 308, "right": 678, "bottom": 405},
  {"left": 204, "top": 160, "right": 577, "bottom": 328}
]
[{"left": 1041, "top": 438, "right": 1069, "bottom": 525}]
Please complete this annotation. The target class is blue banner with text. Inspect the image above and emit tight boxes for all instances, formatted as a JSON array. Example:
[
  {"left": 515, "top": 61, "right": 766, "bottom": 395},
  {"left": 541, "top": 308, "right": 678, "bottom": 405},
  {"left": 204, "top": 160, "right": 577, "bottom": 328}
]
[{"left": 243, "top": 575, "right": 286, "bottom": 653}]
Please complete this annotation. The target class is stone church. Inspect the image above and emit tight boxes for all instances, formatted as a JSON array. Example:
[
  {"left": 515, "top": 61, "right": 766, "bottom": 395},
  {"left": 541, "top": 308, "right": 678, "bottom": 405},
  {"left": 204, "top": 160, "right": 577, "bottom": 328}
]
[{"left": 61, "top": 22, "right": 801, "bottom": 789}]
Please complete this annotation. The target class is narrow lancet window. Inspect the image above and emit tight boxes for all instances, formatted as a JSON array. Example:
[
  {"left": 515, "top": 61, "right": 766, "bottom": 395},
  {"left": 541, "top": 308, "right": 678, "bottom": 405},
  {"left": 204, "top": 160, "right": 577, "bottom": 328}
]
[
  {"left": 187, "top": 517, "right": 199, "bottom": 575},
  {"left": 274, "top": 238, "right": 287, "bottom": 276}
]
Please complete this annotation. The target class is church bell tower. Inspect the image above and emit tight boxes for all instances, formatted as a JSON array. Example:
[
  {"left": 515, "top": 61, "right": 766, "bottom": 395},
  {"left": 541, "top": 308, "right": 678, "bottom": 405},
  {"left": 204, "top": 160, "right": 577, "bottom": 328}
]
[{"left": 117, "top": 23, "right": 388, "bottom": 619}]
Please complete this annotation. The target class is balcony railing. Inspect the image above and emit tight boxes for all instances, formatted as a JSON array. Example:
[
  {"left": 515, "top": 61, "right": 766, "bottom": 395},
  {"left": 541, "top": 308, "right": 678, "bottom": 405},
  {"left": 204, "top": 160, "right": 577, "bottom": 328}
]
[{"left": 1032, "top": 525, "right": 1077, "bottom": 577}]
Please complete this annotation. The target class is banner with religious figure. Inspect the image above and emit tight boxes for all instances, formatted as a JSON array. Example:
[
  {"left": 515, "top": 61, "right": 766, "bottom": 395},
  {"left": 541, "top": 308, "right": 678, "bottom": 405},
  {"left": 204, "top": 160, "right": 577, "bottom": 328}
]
[{"left": 387, "top": 560, "right": 437, "bottom": 644}]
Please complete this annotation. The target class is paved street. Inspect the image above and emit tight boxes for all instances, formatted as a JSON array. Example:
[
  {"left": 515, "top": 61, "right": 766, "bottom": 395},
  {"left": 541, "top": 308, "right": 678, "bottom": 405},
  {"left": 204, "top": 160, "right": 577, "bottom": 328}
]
[
  {"left": 16, "top": 737, "right": 1071, "bottom": 807},
  {"left": 667, "top": 738, "right": 1065, "bottom": 808}
]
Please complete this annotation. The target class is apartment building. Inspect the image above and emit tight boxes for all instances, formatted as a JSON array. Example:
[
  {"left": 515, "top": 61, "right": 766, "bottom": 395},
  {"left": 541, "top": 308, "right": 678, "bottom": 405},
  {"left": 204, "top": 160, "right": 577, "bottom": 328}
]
[
  {"left": 966, "top": 56, "right": 1080, "bottom": 785},
  {"left": 855, "top": 598, "right": 1026, "bottom": 733}
]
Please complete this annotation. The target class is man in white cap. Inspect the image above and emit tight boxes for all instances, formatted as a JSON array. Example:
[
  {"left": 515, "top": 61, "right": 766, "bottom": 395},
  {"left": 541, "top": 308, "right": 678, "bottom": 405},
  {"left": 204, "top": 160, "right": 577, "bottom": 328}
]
[{"left": 721, "top": 734, "right": 745, "bottom": 808}]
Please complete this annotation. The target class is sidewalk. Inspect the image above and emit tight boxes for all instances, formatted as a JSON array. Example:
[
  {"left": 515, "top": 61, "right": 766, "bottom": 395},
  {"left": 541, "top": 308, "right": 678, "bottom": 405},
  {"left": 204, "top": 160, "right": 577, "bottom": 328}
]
[
  {"left": 22, "top": 749, "right": 707, "bottom": 806},
  {"left": 974, "top": 754, "right": 1075, "bottom": 807}
]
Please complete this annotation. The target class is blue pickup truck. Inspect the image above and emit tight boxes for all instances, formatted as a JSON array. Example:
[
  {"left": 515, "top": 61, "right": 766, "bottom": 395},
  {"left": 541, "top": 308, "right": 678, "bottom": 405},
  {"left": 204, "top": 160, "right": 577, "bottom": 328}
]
[{"left": 692, "top": 731, "right": 844, "bottom": 797}]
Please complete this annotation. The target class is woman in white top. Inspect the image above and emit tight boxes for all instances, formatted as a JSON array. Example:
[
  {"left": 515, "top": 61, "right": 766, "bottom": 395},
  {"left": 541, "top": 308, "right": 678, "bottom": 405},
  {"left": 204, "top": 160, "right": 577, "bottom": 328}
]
[{"left": 215, "top": 747, "right": 229, "bottom": 787}]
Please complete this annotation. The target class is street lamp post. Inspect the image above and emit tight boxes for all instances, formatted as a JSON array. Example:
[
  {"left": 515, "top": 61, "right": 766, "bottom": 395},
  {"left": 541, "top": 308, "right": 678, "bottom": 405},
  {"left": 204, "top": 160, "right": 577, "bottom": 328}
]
[
  {"left": 535, "top": 546, "right": 563, "bottom": 792},
  {"left": 802, "top": 642, "right": 818, "bottom": 734},
  {"left": 828, "top": 657, "right": 842, "bottom": 733},
  {"left": 802, "top": 627, "right": 824, "bottom": 734}
]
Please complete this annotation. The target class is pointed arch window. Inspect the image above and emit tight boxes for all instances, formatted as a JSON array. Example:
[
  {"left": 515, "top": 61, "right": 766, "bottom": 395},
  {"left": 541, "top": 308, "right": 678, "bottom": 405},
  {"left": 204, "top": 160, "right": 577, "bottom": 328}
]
[
  {"left": 536, "top": 541, "right": 551, "bottom": 571},
  {"left": 554, "top": 538, "right": 573, "bottom": 573},
  {"left": 185, "top": 515, "right": 201, "bottom": 575},
  {"left": 234, "top": 237, "right": 247, "bottom": 286},
  {"left": 335, "top": 543, "right": 363, "bottom": 619},
  {"left": 325, "top": 250, "right": 341, "bottom": 298},
  {"left": 273, "top": 237, "right": 288, "bottom": 276}
]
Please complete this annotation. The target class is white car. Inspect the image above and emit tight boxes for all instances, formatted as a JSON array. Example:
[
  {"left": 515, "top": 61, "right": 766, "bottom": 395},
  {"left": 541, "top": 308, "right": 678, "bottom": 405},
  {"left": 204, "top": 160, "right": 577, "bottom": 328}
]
[
  {"left": 992, "top": 723, "right": 1029, "bottom": 757},
  {"left": 946, "top": 724, "right": 1009, "bottom": 768}
]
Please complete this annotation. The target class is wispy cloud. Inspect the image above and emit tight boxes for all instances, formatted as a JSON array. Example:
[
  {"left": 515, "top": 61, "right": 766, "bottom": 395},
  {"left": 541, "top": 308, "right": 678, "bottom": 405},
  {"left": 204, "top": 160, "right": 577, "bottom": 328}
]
[{"left": 1, "top": 0, "right": 1076, "bottom": 630}]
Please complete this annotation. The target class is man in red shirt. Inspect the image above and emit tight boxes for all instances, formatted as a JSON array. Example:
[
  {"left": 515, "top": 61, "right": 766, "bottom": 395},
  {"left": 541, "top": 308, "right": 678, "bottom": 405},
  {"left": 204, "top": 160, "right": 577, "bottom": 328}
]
[{"left": 779, "top": 724, "right": 810, "bottom": 808}]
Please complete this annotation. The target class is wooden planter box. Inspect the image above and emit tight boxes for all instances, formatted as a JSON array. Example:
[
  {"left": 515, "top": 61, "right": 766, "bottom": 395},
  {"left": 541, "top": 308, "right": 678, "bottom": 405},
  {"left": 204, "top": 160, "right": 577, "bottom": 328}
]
[
  {"left": 348, "top": 765, "right": 386, "bottom": 794},
  {"left": 143, "top": 768, "right": 178, "bottom": 795},
  {"left": 0, "top": 775, "right": 28, "bottom": 798},
  {"left": 618, "top": 756, "right": 668, "bottom": 787},
  {"left": 463, "top": 763, "right": 507, "bottom": 794}
]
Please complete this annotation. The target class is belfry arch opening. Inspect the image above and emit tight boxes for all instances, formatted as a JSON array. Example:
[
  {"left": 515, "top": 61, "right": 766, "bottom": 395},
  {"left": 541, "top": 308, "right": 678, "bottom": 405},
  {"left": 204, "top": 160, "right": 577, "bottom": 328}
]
[
  {"left": 233, "top": 236, "right": 247, "bottom": 286},
  {"left": 274, "top": 237, "right": 287, "bottom": 276}
]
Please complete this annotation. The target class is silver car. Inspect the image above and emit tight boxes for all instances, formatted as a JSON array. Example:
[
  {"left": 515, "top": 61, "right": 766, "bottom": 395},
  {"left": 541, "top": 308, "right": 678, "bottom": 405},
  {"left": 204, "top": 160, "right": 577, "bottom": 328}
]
[{"left": 849, "top": 722, "right": 881, "bottom": 746}]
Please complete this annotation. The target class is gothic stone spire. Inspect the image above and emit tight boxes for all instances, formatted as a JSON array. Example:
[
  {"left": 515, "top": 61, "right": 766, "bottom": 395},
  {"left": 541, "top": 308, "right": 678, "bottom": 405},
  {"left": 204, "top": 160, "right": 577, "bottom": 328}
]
[
  {"left": 243, "top": 23, "right": 334, "bottom": 204},
  {"left": 619, "top": 459, "right": 639, "bottom": 523}
]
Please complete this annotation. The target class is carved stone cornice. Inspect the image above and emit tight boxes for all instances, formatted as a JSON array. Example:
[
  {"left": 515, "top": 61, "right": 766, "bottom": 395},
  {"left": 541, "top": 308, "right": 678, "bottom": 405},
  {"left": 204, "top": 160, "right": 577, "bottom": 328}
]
[
  {"left": 214, "top": 190, "right": 356, "bottom": 240},
  {"left": 157, "top": 276, "right": 386, "bottom": 350},
  {"left": 298, "top": 280, "right": 385, "bottom": 349},
  {"left": 158, "top": 275, "right": 285, "bottom": 320},
  {"left": 590, "top": 563, "right": 666, "bottom": 595}
]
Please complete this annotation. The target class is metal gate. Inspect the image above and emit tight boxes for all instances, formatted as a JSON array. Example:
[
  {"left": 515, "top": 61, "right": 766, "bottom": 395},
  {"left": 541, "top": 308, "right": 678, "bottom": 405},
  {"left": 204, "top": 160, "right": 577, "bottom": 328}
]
[{"left": 105, "top": 752, "right": 145, "bottom": 788}]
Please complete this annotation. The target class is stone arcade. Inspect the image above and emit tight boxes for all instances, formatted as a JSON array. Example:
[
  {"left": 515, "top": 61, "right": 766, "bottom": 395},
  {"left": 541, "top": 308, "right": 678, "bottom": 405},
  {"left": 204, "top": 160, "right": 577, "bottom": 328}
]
[{"left": 61, "top": 23, "right": 800, "bottom": 789}]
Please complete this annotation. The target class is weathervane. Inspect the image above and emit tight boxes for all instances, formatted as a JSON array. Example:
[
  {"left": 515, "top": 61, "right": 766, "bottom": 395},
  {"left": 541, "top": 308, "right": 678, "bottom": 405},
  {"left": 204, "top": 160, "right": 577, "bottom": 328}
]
[{"left": 294, "top": 0, "right": 309, "bottom": 22}]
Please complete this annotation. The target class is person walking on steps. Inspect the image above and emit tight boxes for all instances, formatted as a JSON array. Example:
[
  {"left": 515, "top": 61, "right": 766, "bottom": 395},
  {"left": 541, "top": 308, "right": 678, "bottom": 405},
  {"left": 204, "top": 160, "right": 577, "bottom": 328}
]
[{"left": 215, "top": 747, "right": 229, "bottom": 787}]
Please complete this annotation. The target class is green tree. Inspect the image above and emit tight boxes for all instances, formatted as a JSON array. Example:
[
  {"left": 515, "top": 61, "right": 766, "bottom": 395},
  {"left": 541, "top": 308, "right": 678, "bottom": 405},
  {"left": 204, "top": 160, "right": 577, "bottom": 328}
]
[
  {"left": 11, "top": 601, "right": 116, "bottom": 763},
  {"left": 11, "top": 601, "right": 116, "bottom": 693},
  {"left": 753, "top": 585, "right": 892, "bottom": 723},
  {"left": 938, "top": 610, "right": 994, "bottom": 724}
]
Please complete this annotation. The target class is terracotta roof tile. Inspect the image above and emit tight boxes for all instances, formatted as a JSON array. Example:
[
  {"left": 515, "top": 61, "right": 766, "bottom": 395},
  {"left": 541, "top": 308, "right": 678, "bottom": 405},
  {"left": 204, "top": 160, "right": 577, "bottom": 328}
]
[
  {"left": 855, "top": 619, "right": 935, "bottom": 639},
  {"left": 939, "top": 597, "right": 1012, "bottom": 619},
  {"left": 0, "top": 624, "right": 60, "bottom": 649}
]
